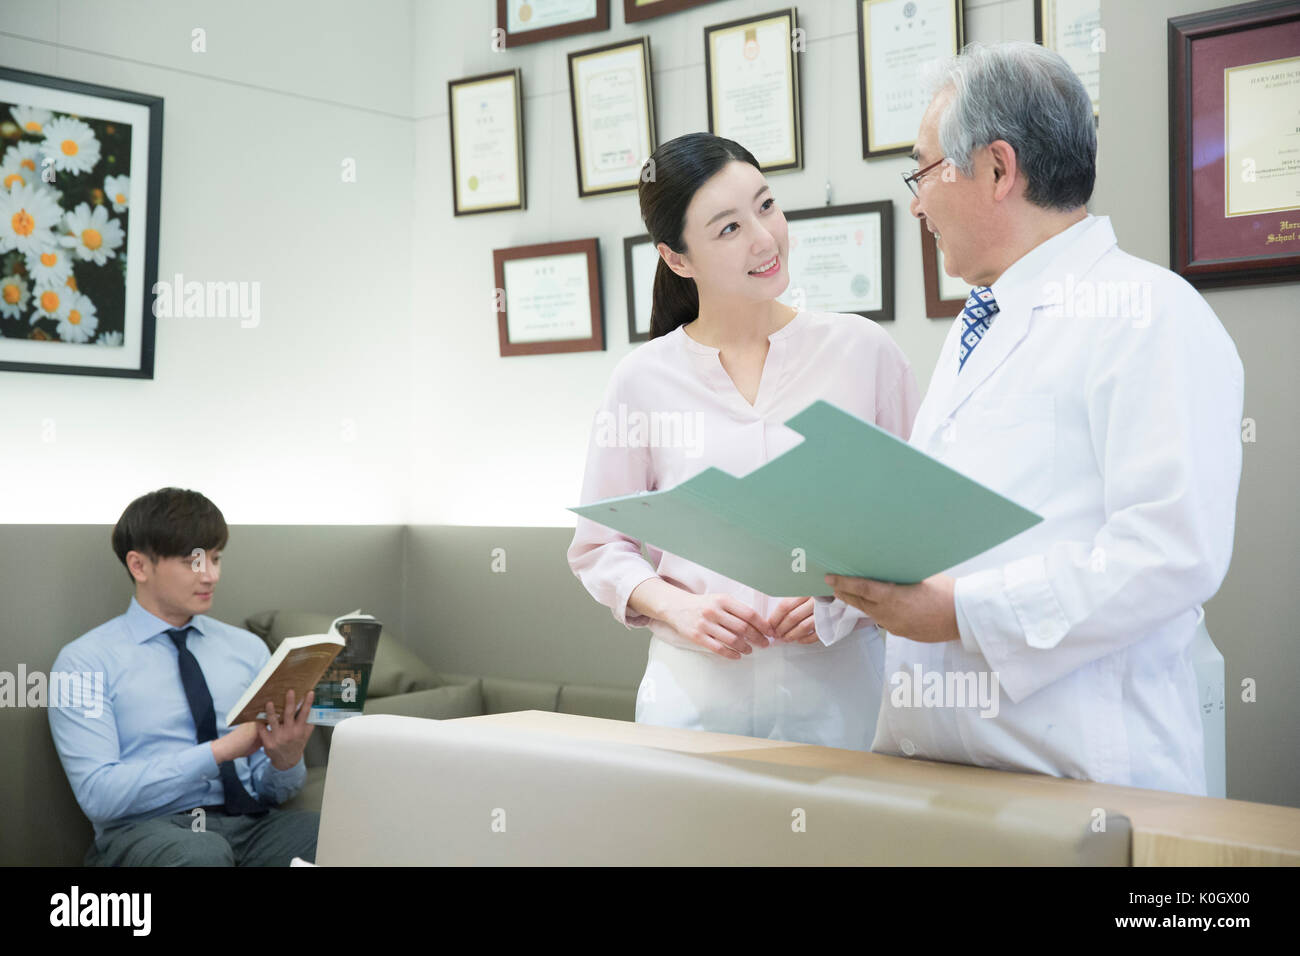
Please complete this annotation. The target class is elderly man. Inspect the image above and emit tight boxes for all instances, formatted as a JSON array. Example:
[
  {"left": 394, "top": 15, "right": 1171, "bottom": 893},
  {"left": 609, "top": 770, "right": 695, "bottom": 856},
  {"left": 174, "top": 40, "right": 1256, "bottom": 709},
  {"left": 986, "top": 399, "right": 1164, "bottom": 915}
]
[{"left": 812, "top": 41, "right": 1243, "bottom": 796}]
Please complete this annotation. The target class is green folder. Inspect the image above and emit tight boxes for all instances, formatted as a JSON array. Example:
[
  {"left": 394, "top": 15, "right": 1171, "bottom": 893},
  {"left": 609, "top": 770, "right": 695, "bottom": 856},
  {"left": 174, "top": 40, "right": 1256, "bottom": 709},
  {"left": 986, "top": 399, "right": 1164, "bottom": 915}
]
[{"left": 569, "top": 399, "right": 1042, "bottom": 597}]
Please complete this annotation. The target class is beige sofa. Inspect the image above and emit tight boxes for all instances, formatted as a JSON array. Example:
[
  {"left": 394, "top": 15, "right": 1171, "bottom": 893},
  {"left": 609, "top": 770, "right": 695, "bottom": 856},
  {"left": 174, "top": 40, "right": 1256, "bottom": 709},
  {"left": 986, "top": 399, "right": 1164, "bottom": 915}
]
[
  {"left": 248, "top": 610, "right": 637, "bottom": 815},
  {"left": 10, "top": 609, "right": 634, "bottom": 865}
]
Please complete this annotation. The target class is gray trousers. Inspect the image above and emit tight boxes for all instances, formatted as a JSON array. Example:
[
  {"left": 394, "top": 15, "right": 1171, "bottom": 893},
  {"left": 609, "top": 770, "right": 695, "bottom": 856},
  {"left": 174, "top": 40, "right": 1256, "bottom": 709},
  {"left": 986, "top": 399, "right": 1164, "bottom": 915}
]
[{"left": 85, "top": 806, "right": 320, "bottom": 866}]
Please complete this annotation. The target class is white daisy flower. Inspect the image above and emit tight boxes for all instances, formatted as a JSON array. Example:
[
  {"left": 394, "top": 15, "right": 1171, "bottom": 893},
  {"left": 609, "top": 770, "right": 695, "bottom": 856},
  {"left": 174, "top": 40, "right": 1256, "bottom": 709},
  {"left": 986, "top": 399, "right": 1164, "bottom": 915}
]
[
  {"left": 41, "top": 116, "right": 101, "bottom": 176},
  {"left": 56, "top": 291, "right": 98, "bottom": 342},
  {"left": 10, "top": 105, "right": 53, "bottom": 137},
  {"left": 0, "top": 272, "right": 29, "bottom": 320},
  {"left": 60, "top": 202, "right": 124, "bottom": 265},
  {"left": 96, "top": 329, "right": 123, "bottom": 347},
  {"left": 30, "top": 281, "right": 71, "bottom": 323},
  {"left": 24, "top": 244, "right": 73, "bottom": 287},
  {"left": 103, "top": 174, "right": 130, "bottom": 213},
  {"left": 0, "top": 182, "right": 62, "bottom": 255},
  {"left": 1, "top": 142, "right": 42, "bottom": 191}
]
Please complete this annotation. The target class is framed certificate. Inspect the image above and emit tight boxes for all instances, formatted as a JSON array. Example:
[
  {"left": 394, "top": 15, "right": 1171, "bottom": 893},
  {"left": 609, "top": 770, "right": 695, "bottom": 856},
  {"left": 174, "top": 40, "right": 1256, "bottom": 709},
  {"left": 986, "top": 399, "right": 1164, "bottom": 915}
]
[
  {"left": 568, "top": 38, "right": 656, "bottom": 198},
  {"left": 496, "top": 0, "right": 609, "bottom": 48},
  {"left": 623, "top": 233, "right": 658, "bottom": 343},
  {"left": 920, "top": 222, "right": 968, "bottom": 318},
  {"left": 624, "top": 0, "right": 723, "bottom": 23},
  {"left": 0, "top": 66, "right": 162, "bottom": 379},
  {"left": 704, "top": 8, "right": 802, "bottom": 173},
  {"left": 493, "top": 239, "right": 604, "bottom": 356},
  {"left": 776, "top": 201, "right": 894, "bottom": 322},
  {"left": 1035, "top": 0, "right": 1101, "bottom": 120},
  {"left": 857, "top": 0, "right": 963, "bottom": 159},
  {"left": 1169, "top": 1, "right": 1300, "bottom": 288},
  {"left": 448, "top": 69, "right": 526, "bottom": 216}
]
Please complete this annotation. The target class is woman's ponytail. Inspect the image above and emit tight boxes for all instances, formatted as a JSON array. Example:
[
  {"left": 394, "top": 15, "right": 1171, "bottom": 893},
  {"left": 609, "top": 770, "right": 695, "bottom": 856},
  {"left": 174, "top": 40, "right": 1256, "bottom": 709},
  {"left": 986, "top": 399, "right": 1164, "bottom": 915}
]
[{"left": 649, "top": 256, "right": 699, "bottom": 339}]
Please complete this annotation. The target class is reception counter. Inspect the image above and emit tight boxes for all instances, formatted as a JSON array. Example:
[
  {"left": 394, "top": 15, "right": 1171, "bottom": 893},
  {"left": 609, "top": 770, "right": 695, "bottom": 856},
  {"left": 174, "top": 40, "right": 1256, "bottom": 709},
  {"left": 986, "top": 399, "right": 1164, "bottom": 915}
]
[{"left": 313, "top": 711, "right": 1300, "bottom": 866}]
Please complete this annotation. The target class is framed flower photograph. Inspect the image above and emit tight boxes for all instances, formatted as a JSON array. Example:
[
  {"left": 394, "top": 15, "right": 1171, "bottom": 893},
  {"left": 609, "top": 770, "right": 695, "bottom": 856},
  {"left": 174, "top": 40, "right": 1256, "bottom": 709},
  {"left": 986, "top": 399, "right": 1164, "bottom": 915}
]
[{"left": 0, "top": 66, "right": 162, "bottom": 378}]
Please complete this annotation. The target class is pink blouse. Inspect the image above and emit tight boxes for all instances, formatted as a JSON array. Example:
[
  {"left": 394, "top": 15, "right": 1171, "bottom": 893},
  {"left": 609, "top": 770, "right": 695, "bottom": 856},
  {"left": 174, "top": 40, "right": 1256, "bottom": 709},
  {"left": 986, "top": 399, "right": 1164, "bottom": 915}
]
[{"left": 567, "top": 309, "right": 921, "bottom": 651}]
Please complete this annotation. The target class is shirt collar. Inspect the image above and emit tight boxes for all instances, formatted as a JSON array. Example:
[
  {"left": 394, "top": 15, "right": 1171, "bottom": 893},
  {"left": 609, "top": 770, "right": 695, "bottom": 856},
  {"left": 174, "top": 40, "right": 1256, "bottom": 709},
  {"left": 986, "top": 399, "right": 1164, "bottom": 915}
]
[
  {"left": 988, "top": 214, "right": 1096, "bottom": 322},
  {"left": 125, "top": 595, "right": 208, "bottom": 644}
]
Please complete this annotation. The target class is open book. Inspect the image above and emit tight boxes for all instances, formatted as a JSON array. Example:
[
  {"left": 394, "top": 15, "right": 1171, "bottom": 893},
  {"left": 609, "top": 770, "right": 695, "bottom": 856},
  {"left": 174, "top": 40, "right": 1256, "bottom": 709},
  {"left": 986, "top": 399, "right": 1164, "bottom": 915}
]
[{"left": 225, "top": 610, "right": 383, "bottom": 727}]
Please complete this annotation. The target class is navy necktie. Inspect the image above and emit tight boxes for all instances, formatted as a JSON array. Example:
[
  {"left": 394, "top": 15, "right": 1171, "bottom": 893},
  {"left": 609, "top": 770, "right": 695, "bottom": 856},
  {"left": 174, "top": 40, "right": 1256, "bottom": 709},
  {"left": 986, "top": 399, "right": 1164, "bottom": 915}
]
[
  {"left": 167, "top": 626, "right": 268, "bottom": 816},
  {"left": 958, "top": 286, "right": 1000, "bottom": 372}
]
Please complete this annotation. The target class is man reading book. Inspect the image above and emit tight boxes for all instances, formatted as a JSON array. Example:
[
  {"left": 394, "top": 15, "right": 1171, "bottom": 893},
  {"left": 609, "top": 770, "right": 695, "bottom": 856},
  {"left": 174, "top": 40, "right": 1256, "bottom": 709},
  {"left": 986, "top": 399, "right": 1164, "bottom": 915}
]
[{"left": 49, "top": 487, "right": 321, "bottom": 866}]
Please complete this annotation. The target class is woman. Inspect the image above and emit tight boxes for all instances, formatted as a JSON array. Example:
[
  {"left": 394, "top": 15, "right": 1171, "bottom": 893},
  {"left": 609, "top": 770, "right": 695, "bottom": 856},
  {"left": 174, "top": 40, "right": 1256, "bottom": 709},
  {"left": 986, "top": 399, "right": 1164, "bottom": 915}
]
[{"left": 566, "top": 132, "right": 920, "bottom": 750}]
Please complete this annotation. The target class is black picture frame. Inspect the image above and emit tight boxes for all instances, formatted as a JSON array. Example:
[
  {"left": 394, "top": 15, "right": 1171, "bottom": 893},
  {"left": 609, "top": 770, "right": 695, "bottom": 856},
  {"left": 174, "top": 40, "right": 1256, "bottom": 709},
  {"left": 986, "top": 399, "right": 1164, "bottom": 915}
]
[
  {"left": 623, "top": 233, "right": 655, "bottom": 343},
  {"left": 1033, "top": 0, "right": 1101, "bottom": 120},
  {"left": 0, "top": 66, "right": 162, "bottom": 379},
  {"left": 781, "top": 200, "right": 894, "bottom": 322},
  {"left": 856, "top": 0, "right": 963, "bottom": 160},
  {"left": 567, "top": 37, "right": 657, "bottom": 198},
  {"left": 704, "top": 7, "right": 803, "bottom": 174},
  {"left": 448, "top": 69, "right": 526, "bottom": 216}
]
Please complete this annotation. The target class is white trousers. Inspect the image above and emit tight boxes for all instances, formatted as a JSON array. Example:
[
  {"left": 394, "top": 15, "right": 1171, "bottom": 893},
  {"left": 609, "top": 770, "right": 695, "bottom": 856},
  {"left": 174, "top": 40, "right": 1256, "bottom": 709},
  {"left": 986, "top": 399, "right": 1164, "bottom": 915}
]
[{"left": 635, "top": 629, "right": 885, "bottom": 751}]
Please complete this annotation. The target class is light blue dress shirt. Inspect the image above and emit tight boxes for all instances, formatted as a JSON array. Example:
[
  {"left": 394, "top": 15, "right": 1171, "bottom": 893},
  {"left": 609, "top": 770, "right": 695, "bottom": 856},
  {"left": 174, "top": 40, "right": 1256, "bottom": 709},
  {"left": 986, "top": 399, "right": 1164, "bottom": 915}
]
[{"left": 48, "top": 596, "right": 306, "bottom": 839}]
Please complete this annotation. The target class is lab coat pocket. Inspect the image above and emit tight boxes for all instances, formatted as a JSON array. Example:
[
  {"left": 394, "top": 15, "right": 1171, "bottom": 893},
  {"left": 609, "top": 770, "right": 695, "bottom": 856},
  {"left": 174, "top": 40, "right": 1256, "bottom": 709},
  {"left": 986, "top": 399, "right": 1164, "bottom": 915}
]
[{"left": 963, "top": 394, "right": 1056, "bottom": 513}]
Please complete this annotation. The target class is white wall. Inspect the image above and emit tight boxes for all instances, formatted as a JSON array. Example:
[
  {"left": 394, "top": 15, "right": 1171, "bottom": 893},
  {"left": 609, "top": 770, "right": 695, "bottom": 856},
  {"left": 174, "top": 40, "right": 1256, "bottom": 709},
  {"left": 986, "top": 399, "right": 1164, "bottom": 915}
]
[
  {"left": 0, "top": 0, "right": 416, "bottom": 523},
  {"left": 408, "top": 0, "right": 1034, "bottom": 526},
  {"left": 0, "top": 0, "right": 1031, "bottom": 527},
  {"left": 1094, "top": 0, "right": 1300, "bottom": 811}
]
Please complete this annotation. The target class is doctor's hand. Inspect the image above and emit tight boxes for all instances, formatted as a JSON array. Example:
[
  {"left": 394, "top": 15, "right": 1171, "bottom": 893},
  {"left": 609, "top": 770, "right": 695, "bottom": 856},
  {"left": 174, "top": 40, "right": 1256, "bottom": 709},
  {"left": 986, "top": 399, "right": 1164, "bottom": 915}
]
[
  {"left": 768, "top": 597, "right": 819, "bottom": 644},
  {"left": 663, "top": 593, "right": 774, "bottom": 660},
  {"left": 824, "top": 573, "right": 960, "bottom": 644}
]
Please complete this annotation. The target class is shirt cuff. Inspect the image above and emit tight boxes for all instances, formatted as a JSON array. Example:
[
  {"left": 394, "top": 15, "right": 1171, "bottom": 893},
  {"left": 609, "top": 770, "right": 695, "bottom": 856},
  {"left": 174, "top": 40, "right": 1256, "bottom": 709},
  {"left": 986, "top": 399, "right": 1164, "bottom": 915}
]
[
  {"left": 954, "top": 584, "right": 981, "bottom": 655},
  {"left": 616, "top": 571, "right": 660, "bottom": 629},
  {"left": 954, "top": 558, "right": 1071, "bottom": 704},
  {"left": 265, "top": 756, "right": 305, "bottom": 780},
  {"left": 191, "top": 741, "right": 220, "bottom": 779}
]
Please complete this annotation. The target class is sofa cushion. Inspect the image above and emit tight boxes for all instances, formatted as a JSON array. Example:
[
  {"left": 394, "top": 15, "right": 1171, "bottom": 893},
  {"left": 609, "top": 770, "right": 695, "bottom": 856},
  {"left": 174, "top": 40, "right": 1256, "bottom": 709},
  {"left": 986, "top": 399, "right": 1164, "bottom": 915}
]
[
  {"left": 363, "top": 681, "right": 484, "bottom": 720},
  {"left": 558, "top": 684, "right": 636, "bottom": 722},
  {"left": 480, "top": 677, "right": 560, "bottom": 714}
]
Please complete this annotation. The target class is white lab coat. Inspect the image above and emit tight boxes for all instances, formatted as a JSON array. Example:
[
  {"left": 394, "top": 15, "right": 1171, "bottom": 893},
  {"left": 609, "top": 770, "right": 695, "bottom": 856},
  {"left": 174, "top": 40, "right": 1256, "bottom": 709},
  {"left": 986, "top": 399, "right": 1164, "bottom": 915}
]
[{"left": 815, "top": 215, "right": 1244, "bottom": 795}]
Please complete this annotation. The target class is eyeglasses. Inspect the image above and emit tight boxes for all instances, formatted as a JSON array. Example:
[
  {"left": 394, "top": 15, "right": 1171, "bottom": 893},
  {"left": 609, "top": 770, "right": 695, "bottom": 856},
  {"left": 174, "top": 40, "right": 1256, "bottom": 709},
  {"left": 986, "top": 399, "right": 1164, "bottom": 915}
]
[{"left": 902, "top": 157, "right": 947, "bottom": 198}]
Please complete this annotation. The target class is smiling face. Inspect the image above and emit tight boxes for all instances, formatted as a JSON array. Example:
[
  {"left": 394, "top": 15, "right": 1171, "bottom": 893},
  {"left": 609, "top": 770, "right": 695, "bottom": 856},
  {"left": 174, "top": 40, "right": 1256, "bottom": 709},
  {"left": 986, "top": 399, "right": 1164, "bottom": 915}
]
[
  {"left": 129, "top": 548, "right": 221, "bottom": 626},
  {"left": 910, "top": 87, "right": 999, "bottom": 288},
  {"left": 663, "top": 159, "right": 790, "bottom": 303}
]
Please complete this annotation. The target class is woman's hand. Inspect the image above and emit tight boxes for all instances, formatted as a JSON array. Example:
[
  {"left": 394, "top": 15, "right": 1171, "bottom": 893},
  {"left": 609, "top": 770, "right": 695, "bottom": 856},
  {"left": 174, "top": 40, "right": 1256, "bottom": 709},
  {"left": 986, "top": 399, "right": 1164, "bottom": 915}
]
[
  {"left": 663, "top": 592, "right": 773, "bottom": 660},
  {"left": 768, "top": 597, "right": 819, "bottom": 644}
]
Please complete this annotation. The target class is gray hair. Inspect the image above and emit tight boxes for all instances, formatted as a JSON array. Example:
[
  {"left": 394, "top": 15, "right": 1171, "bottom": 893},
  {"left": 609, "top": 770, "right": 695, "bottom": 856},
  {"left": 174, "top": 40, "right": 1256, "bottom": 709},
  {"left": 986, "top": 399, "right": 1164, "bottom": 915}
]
[{"left": 922, "top": 41, "right": 1096, "bottom": 210}]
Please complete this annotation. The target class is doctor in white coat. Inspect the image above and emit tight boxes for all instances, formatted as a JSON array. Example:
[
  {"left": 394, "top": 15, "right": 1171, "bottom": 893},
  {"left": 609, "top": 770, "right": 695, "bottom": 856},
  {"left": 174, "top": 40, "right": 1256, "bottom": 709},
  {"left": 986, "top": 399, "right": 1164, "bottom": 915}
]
[{"left": 815, "top": 41, "right": 1244, "bottom": 796}]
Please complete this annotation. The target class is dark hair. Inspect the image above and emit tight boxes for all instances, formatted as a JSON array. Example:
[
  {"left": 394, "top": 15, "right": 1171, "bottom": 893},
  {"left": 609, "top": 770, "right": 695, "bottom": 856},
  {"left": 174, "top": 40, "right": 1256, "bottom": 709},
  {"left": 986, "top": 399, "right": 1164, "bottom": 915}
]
[
  {"left": 111, "top": 488, "right": 229, "bottom": 581},
  {"left": 638, "top": 132, "right": 761, "bottom": 339}
]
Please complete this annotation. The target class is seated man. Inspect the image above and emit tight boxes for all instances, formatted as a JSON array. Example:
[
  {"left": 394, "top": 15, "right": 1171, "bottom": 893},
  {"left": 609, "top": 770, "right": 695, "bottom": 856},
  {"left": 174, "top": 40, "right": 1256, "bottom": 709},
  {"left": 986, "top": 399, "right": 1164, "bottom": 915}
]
[{"left": 49, "top": 487, "right": 320, "bottom": 866}]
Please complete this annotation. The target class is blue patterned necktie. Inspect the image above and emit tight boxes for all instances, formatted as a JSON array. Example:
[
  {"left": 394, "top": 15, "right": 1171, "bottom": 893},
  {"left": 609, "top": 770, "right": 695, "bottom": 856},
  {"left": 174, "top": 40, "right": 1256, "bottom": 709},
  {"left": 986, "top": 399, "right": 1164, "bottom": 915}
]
[
  {"left": 958, "top": 286, "right": 1000, "bottom": 372},
  {"left": 167, "top": 626, "right": 269, "bottom": 816}
]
